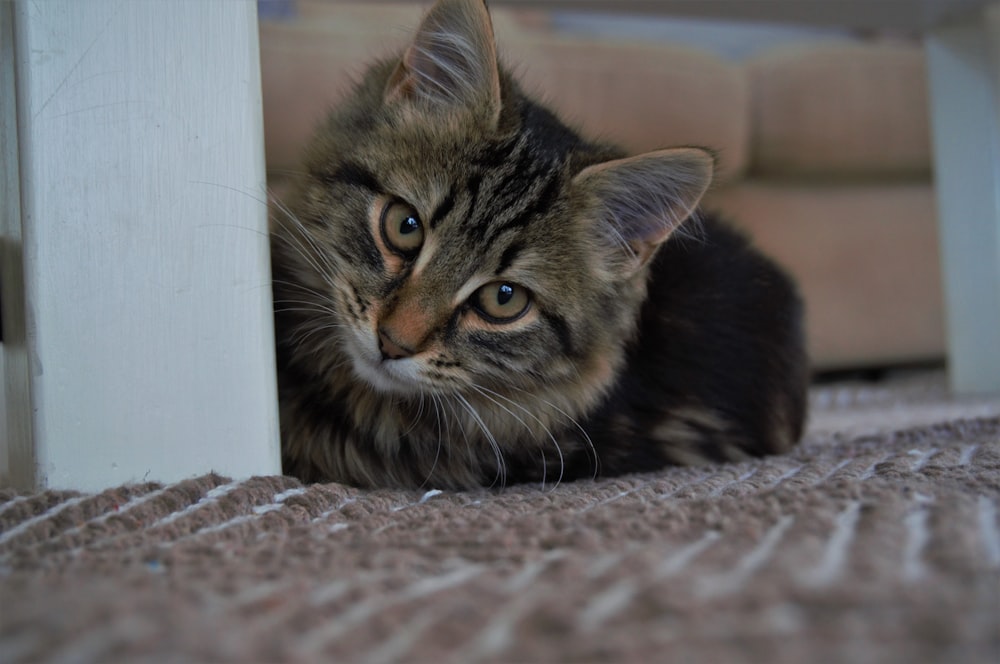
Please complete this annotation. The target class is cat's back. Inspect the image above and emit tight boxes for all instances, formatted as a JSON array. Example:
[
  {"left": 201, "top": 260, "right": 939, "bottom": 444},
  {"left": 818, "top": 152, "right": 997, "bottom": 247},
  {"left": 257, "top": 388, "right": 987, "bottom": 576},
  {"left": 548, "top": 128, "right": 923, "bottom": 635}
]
[{"left": 586, "top": 214, "right": 809, "bottom": 474}]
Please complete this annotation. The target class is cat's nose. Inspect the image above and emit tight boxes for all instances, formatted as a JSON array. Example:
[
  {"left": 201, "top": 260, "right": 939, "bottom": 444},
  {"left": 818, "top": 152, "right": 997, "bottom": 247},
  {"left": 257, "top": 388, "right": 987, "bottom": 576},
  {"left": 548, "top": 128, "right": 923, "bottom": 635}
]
[{"left": 378, "top": 328, "right": 414, "bottom": 360}]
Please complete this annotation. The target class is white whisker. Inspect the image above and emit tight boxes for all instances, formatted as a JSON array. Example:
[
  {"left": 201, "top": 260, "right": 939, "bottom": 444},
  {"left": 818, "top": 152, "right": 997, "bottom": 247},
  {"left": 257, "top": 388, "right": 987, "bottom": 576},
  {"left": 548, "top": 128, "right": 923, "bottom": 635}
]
[
  {"left": 506, "top": 384, "right": 599, "bottom": 480},
  {"left": 454, "top": 393, "right": 506, "bottom": 488},
  {"left": 470, "top": 384, "right": 566, "bottom": 490},
  {"left": 418, "top": 394, "right": 446, "bottom": 490}
]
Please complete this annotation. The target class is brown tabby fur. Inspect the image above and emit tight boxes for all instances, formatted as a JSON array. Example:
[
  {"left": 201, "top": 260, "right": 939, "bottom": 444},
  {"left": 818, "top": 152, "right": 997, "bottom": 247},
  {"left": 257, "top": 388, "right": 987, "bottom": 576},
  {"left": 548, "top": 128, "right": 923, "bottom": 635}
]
[{"left": 271, "top": 0, "right": 809, "bottom": 489}]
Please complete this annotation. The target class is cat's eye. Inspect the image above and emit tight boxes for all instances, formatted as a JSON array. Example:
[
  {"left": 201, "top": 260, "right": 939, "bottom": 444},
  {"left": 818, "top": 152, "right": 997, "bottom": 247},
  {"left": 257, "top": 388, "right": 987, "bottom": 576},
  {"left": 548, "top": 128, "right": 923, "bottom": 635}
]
[
  {"left": 380, "top": 200, "right": 424, "bottom": 257},
  {"left": 472, "top": 282, "right": 531, "bottom": 323}
]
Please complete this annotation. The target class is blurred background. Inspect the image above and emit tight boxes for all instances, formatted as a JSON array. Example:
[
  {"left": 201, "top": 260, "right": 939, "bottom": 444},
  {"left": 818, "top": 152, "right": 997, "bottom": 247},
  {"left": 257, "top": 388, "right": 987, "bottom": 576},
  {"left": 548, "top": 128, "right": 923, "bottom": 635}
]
[{"left": 256, "top": 0, "right": 954, "bottom": 377}]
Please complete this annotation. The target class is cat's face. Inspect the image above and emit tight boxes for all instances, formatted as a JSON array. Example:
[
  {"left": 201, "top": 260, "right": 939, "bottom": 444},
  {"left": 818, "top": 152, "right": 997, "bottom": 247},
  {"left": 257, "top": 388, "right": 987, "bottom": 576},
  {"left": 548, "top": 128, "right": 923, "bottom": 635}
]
[
  {"left": 279, "top": 111, "right": 618, "bottom": 403},
  {"left": 272, "top": 0, "right": 712, "bottom": 414}
]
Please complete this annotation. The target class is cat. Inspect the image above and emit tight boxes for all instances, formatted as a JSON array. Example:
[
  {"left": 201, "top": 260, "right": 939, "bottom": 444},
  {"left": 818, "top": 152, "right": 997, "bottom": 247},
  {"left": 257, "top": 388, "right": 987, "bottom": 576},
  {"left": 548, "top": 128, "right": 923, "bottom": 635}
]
[{"left": 270, "top": 0, "right": 809, "bottom": 490}]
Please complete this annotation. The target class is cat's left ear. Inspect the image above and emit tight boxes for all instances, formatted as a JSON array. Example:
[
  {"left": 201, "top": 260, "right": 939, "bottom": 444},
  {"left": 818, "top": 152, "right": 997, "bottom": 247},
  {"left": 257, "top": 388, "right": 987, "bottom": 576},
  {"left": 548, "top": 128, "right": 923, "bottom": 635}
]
[
  {"left": 385, "top": 0, "right": 502, "bottom": 127},
  {"left": 573, "top": 148, "right": 714, "bottom": 277}
]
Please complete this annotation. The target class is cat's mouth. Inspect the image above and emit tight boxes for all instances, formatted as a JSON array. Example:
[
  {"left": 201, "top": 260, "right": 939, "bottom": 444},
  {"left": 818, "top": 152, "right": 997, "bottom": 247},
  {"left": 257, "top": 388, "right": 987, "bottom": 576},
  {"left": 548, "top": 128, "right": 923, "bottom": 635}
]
[{"left": 347, "top": 338, "right": 426, "bottom": 396}]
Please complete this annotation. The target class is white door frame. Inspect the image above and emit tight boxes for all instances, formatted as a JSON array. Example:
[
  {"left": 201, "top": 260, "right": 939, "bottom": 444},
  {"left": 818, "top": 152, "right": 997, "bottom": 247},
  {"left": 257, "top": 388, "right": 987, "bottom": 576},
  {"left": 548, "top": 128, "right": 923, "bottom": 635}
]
[{"left": 1, "top": 0, "right": 281, "bottom": 491}]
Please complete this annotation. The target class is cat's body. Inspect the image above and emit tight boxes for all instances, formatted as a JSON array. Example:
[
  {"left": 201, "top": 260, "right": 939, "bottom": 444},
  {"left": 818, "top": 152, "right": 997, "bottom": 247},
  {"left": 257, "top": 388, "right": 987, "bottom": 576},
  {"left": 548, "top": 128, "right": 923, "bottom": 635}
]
[{"left": 272, "top": 0, "right": 808, "bottom": 489}]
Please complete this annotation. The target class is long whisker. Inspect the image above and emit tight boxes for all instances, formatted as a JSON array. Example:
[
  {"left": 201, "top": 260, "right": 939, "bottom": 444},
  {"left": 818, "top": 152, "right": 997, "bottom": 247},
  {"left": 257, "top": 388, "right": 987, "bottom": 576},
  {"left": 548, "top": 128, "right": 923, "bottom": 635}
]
[
  {"left": 268, "top": 190, "right": 346, "bottom": 289},
  {"left": 418, "top": 393, "right": 446, "bottom": 490},
  {"left": 402, "top": 393, "right": 424, "bottom": 437},
  {"left": 288, "top": 326, "right": 333, "bottom": 349},
  {"left": 271, "top": 218, "right": 340, "bottom": 288},
  {"left": 273, "top": 299, "right": 342, "bottom": 317},
  {"left": 454, "top": 393, "right": 506, "bottom": 488},
  {"left": 506, "top": 384, "right": 600, "bottom": 481},
  {"left": 443, "top": 394, "right": 473, "bottom": 461},
  {"left": 272, "top": 279, "right": 338, "bottom": 301},
  {"left": 470, "top": 384, "right": 565, "bottom": 490},
  {"left": 469, "top": 385, "right": 544, "bottom": 486}
]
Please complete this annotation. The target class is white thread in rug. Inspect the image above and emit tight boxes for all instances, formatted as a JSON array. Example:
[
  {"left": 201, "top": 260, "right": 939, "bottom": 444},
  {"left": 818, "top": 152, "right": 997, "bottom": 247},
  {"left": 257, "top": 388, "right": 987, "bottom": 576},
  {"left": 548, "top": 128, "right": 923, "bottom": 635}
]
[
  {"left": 0, "top": 495, "right": 91, "bottom": 547},
  {"left": 579, "top": 473, "right": 715, "bottom": 514},
  {"left": 655, "top": 530, "right": 722, "bottom": 579},
  {"left": 310, "top": 498, "right": 357, "bottom": 525},
  {"left": 577, "top": 579, "right": 639, "bottom": 630},
  {"left": 41, "top": 610, "right": 158, "bottom": 664},
  {"left": 359, "top": 609, "right": 442, "bottom": 664},
  {"left": 251, "top": 487, "right": 308, "bottom": 515},
  {"left": 902, "top": 503, "right": 932, "bottom": 582},
  {"left": 220, "top": 580, "right": 295, "bottom": 613},
  {"left": 457, "top": 551, "right": 566, "bottom": 660},
  {"left": 585, "top": 551, "right": 627, "bottom": 579},
  {"left": 0, "top": 494, "right": 32, "bottom": 519},
  {"left": 294, "top": 565, "right": 484, "bottom": 657},
  {"left": 797, "top": 501, "right": 861, "bottom": 588},
  {"left": 977, "top": 495, "right": 1000, "bottom": 568},
  {"left": 767, "top": 464, "right": 804, "bottom": 489},
  {"left": 49, "top": 486, "right": 175, "bottom": 556},
  {"left": 653, "top": 472, "right": 714, "bottom": 502},
  {"left": 273, "top": 487, "right": 309, "bottom": 502},
  {"left": 148, "top": 480, "right": 245, "bottom": 529},
  {"left": 154, "top": 486, "right": 313, "bottom": 547},
  {"left": 907, "top": 448, "right": 938, "bottom": 472},
  {"left": 579, "top": 479, "right": 653, "bottom": 512},
  {"left": 696, "top": 515, "right": 795, "bottom": 598},
  {"left": 391, "top": 489, "right": 444, "bottom": 512},
  {"left": 708, "top": 468, "right": 759, "bottom": 497},
  {"left": 308, "top": 579, "right": 353, "bottom": 607},
  {"left": 457, "top": 590, "right": 542, "bottom": 661},
  {"left": 958, "top": 444, "right": 979, "bottom": 466},
  {"left": 859, "top": 453, "right": 892, "bottom": 480},
  {"left": 815, "top": 458, "right": 852, "bottom": 484},
  {"left": 505, "top": 550, "right": 566, "bottom": 592}
]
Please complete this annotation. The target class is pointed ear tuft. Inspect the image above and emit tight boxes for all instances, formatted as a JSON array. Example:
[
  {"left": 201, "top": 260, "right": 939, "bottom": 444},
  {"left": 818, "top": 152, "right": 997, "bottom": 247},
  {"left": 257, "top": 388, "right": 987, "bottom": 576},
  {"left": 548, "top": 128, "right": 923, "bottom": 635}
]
[
  {"left": 573, "top": 148, "right": 714, "bottom": 276},
  {"left": 385, "top": 0, "right": 501, "bottom": 125}
]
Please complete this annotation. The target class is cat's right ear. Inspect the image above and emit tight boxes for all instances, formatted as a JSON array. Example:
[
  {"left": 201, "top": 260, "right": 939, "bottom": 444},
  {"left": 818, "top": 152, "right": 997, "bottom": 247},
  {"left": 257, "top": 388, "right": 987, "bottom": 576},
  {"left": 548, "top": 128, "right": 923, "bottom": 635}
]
[
  {"left": 384, "top": 0, "right": 502, "bottom": 127},
  {"left": 573, "top": 148, "right": 714, "bottom": 277}
]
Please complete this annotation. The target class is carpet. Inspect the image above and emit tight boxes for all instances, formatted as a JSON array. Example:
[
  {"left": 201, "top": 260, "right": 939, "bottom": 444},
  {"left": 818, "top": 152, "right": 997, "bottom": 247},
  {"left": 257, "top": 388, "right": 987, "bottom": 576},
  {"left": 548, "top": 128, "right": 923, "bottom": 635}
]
[{"left": 2, "top": 371, "right": 999, "bottom": 663}]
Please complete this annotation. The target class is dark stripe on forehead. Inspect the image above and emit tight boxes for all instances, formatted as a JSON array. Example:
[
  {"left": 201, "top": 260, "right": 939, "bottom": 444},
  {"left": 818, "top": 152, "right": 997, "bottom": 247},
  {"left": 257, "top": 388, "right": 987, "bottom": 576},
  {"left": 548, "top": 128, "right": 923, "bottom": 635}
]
[
  {"left": 468, "top": 158, "right": 554, "bottom": 239},
  {"left": 315, "top": 161, "right": 382, "bottom": 193},
  {"left": 485, "top": 171, "right": 563, "bottom": 243},
  {"left": 429, "top": 186, "right": 456, "bottom": 229},
  {"left": 487, "top": 151, "right": 543, "bottom": 209},
  {"left": 466, "top": 172, "right": 485, "bottom": 214},
  {"left": 496, "top": 242, "right": 523, "bottom": 275}
]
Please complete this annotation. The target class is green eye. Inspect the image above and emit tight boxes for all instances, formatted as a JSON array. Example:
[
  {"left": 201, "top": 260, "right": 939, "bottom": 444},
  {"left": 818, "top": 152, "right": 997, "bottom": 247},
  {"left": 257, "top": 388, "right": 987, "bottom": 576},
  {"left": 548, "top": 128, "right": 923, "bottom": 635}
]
[
  {"left": 380, "top": 200, "right": 424, "bottom": 256},
  {"left": 473, "top": 282, "right": 531, "bottom": 322}
]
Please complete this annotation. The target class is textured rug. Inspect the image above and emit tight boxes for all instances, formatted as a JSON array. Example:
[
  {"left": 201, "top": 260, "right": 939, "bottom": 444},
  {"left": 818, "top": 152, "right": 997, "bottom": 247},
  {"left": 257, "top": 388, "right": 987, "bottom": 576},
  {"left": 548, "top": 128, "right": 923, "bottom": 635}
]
[{"left": 2, "top": 371, "right": 999, "bottom": 663}]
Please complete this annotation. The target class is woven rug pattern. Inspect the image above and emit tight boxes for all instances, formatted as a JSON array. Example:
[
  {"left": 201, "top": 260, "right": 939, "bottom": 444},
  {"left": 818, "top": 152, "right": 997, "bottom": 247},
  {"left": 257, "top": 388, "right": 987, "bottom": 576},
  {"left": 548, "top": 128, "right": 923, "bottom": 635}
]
[{"left": 2, "top": 373, "right": 999, "bottom": 662}]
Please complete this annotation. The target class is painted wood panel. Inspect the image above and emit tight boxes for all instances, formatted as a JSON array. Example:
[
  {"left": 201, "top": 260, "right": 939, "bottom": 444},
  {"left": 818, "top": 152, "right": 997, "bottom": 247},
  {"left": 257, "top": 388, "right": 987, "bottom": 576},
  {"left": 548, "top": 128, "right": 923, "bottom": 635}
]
[
  {"left": 927, "top": 5, "right": 1000, "bottom": 394},
  {"left": 2, "top": 0, "right": 281, "bottom": 491}
]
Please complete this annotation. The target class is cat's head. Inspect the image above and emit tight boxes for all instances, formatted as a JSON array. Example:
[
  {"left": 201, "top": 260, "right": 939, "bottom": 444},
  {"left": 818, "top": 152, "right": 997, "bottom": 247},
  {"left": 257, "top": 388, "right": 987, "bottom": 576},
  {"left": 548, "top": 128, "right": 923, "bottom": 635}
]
[{"left": 273, "top": 0, "right": 713, "bottom": 414}]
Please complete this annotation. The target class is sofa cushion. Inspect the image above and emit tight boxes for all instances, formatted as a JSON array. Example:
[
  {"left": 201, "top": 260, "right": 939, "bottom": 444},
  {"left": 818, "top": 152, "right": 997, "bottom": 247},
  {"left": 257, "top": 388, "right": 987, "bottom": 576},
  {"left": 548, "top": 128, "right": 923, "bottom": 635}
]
[
  {"left": 747, "top": 43, "right": 931, "bottom": 180},
  {"left": 706, "top": 182, "right": 944, "bottom": 369},
  {"left": 514, "top": 36, "right": 748, "bottom": 180}
]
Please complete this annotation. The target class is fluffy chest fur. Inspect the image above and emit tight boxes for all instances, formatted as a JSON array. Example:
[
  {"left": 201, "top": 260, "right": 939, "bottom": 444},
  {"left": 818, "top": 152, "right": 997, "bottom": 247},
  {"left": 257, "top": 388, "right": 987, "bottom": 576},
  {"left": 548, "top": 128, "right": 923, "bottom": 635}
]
[{"left": 271, "top": 0, "right": 808, "bottom": 490}]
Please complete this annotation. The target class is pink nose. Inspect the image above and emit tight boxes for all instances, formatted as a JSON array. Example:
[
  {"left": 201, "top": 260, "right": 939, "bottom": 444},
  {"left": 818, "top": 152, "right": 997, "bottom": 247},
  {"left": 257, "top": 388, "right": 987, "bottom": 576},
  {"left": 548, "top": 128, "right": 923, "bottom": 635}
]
[{"left": 378, "top": 328, "right": 414, "bottom": 360}]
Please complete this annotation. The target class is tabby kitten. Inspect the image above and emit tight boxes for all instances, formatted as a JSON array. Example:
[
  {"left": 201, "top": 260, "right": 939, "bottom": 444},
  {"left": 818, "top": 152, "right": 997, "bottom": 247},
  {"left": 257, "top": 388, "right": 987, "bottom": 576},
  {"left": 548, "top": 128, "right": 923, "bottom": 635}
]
[{"left": 271, "top": 0, "right": 808, "bottom": 489}]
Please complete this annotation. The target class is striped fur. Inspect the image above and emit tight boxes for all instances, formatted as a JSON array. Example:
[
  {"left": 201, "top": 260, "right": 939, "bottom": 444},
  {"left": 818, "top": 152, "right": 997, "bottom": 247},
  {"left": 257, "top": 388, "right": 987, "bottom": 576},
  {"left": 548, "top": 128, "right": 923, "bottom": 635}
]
[{"left": 271, "top": 0, "right": 808, "bottom": 489}]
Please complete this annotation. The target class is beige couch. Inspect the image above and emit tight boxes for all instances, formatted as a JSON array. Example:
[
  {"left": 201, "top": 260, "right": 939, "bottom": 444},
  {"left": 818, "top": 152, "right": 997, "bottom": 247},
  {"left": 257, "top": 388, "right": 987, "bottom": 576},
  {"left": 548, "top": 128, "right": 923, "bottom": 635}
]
[{"left": 260, "top": 2, "right": 943, "bottom": 371}]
